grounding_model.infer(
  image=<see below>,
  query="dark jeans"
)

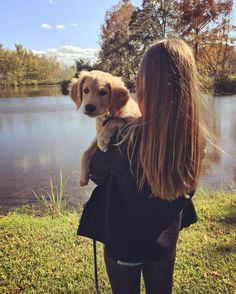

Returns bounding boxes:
[104,250,175,294]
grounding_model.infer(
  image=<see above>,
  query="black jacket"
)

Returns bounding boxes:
[77,132,197,263]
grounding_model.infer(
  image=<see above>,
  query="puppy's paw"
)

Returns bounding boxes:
[79,173,89,186]
[80,179,89,186]
[97,131,112,152]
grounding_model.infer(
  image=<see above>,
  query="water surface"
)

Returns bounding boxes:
[0,89,235,206]
[0,94,96,205]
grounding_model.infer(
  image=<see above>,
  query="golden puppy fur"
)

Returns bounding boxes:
[70,70,141,186]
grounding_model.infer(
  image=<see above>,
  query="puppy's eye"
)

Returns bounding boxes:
[99,90,107,96]
[84,88,89,94]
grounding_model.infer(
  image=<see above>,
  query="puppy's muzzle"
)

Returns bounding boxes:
[85,104,96,114]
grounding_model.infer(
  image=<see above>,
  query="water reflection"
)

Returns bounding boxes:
[0,85,62,98]
[0,96,96,205]
[201,95,236,189]
[0,94,235,206]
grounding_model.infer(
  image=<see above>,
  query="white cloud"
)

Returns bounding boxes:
[47,48,57,53]
[32,45,99,66]
[41,23,51,30]
[71,23,79,27]
[49,0,54,4]
[56,24,65,30]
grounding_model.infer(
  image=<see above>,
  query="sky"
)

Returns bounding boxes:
[1,0,235,66]
[0,0,142,66]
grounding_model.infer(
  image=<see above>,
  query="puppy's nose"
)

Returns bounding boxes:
[85,104,96,113]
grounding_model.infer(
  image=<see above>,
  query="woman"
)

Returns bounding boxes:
[78,39,206,294]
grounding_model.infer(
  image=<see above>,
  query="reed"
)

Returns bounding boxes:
[33,169,65,216]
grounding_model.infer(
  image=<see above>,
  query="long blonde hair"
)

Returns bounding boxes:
[123,39,206,200]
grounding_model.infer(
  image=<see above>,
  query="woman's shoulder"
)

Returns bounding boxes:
[115,120,141,146]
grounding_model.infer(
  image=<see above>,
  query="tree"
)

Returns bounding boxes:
[97,0,235,87]
[98,0,135,89]
[0,44,75,85]
[123,0,178,81]
[198,13,236,77]
[199,43,235,77]
[175,0,233,60]
[130,0,177,43]
[76,58,98,72]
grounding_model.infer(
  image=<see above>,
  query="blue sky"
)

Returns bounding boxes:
[0,0,142,65]
[1,0,235,66]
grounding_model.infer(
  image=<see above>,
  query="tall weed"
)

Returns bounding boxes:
[33,169,65,216]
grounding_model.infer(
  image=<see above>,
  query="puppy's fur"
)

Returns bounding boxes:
[70,70,141,186]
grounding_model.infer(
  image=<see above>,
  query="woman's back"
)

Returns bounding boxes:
[78,129,197,262]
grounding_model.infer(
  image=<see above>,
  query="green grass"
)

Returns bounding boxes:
[0,190,235,293]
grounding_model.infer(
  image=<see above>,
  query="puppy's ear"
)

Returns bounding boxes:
[108,85,129,116]
[69,77,84,110]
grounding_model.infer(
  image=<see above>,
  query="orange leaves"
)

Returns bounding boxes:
[176,0,233,36]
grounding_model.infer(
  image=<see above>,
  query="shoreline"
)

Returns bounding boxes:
[0,186,235,215]
[1,73,236,96]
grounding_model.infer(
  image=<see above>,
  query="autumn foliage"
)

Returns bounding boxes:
[97,0,235,91]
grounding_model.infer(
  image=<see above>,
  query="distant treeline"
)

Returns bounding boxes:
[0,44,75,86]
[76,0,236,93]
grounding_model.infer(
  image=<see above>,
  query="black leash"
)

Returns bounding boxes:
[93,239,99,294]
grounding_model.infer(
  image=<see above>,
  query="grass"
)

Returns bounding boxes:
[0,190,235,294]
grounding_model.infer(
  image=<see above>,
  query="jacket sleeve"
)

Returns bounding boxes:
[89,135,124,185]
[181,199,198,229]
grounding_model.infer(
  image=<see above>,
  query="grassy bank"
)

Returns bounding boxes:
[1,190,235,293]
[214,75,236,95]
[199,74,236,94]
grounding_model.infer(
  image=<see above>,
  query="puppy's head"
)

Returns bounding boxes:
[69,70,129,117]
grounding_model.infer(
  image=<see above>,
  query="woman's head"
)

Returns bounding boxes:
[136,39,198,117]
[133,39,205,200]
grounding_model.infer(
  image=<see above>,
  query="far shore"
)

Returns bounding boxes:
[1,77,236,95]
[0,80,62,87]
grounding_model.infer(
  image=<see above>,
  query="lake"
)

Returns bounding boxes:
[0,86,235,206]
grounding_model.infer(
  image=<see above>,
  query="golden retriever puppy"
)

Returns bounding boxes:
[70,70,141,186]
